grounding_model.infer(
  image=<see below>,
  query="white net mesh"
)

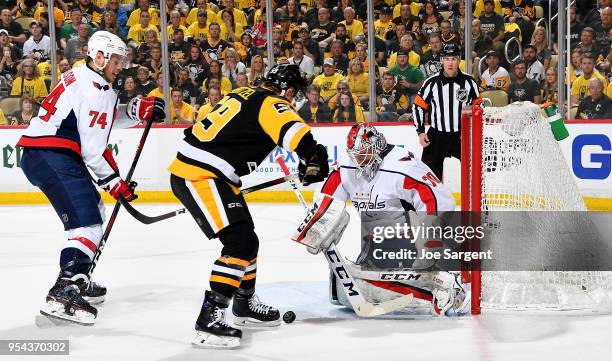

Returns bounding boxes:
[477,102,612,313]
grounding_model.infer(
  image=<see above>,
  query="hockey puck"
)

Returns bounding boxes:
[282,311,296,324]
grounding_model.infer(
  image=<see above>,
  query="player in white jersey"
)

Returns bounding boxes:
[297,124,470,316]
[17,31,165,325]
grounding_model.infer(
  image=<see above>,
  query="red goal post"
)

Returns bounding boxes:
[461,105,483,315]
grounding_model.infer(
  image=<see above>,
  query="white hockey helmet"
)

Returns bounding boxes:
[87,31,128,71]
[346,123,388,180]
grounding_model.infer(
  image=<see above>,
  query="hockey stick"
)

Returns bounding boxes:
[117,173,299,225]
[88,119,155,279]
[275,157,413,317]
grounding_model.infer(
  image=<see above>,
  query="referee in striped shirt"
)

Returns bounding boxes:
[412,43,482,180]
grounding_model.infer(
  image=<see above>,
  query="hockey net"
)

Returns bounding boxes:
[461,102,612,314]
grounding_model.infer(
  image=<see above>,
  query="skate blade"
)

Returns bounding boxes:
[233,316,281,328]
[35,314,78,328]
[39,302,95,326]
[191,332,240,349]
[83,295,105,305]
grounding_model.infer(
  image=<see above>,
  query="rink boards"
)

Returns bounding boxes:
[0,122,611,210]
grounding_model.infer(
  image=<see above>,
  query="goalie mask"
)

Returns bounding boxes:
[346,124,388,180]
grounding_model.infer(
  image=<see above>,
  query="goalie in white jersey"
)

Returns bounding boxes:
[17,31,165,325]
[307,124,470,316]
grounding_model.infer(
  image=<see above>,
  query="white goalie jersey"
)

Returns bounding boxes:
[320,145,456,214]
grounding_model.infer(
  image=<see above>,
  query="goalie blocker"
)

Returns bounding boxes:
[292,193,350,254]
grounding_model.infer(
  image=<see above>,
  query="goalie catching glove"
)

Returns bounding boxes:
[127,96,166,123]
[291,193,349,254]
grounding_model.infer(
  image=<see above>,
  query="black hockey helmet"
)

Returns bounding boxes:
[441,43,461,57]
[263,63,308,93]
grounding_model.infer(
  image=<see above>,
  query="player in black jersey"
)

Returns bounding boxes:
[168,64,329,349]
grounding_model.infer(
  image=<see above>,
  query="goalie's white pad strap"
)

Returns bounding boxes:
[292,193,349,254]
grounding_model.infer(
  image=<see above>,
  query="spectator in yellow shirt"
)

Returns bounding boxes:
[186,0,217,26]
[223,0,247,27]
[352,43,377,75]
[170,87,195,124]
[202,73,233,95]
[167,10,188,41]
[10,58,48,101]
[339,7,363,41]
[34,3,65,28]
[185,0,217,26]
[187,10,210,44]
[393,0,421,18]
[387,34,421,68]
[37,49,62,81]
[72,58,86,68]
[196,86,222,122]
[571,53,609,106]
[203,60,233,94]
[219,9,244,42]
[333,92,365,123]
[312,58,345,101]
[148,71,165,99]
[347,58,369,105]
[127,0,160,27]
[328,79,362,111]
[128,11,160,46]
[374,6,395,40]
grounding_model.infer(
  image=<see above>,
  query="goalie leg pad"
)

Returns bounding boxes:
[331,261,434,314]
[292,193,350,254]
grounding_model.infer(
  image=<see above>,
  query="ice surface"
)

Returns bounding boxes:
[1,204,611,361]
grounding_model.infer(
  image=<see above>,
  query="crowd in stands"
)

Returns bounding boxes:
[1,0,612,125]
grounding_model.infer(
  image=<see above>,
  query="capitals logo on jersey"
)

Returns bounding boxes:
[352,193,387,211]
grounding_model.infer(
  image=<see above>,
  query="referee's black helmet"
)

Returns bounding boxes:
[441,43,461,57]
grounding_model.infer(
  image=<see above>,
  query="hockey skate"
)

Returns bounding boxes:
[83,281,106,305]
[192,291,242,349]
[39,279,97,326]
[232,292,280,327]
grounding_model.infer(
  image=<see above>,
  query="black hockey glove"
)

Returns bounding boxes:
[298,143,329,186]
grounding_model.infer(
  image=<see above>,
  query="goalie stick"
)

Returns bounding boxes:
[118,174,299,225]
[276,156,413,317]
